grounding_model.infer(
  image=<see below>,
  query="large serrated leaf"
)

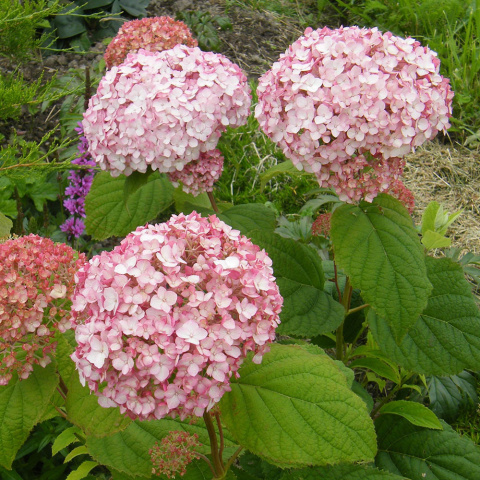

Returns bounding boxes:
[219,344,377,468]
[369,256,480,375]
[85,171,174,240]
[218,204,276,236]
[331,194,431,340]
[283,464,408,479]
[250,231,345,337]
[65,370,131,438]
[87,417,238,477]
[375,415,480,479]
[0,363,58,469]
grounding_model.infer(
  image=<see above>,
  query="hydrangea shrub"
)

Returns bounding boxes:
[2,24,480,480]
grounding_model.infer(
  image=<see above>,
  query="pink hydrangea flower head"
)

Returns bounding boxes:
[255,26,453,202]
[0,235,86,385]
[104,16,198,69]
[168,148,224,196]
[83,46,251,177]
[71,212,282,421]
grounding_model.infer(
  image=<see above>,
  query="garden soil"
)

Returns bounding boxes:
[1,0,480,258]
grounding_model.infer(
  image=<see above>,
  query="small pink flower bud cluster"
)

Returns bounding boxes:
[0,235,86,385]
[312,213,331,237]
[168,149,224,196]
[388,179,416,214]
[71,212,282,421]
[104,16,198,69]
[150,431,200,479]
[255,26,453,203]
[83,45,251,179]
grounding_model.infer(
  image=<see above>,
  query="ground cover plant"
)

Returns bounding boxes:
[1,1,480,480]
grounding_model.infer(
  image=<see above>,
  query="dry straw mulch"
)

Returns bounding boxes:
[403,140,480,254]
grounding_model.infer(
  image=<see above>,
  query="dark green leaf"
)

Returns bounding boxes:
[283,464,408,479]
[250,231,344,337]
[0,364,58,469]
[85,171,174,240]
[218,204,276,236]
[53,8,87,39]
[118,0,149,17]
[123,169,154,201]
[427,371,478,421]
[331,194,431,340]
[375,415,480,479]
[369,257,480,375]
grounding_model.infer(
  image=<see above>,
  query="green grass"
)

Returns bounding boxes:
[215,82,319,213]
[453,401,480,444]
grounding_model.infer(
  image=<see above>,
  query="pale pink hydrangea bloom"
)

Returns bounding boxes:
[0,235,86,385]
[168,148,224,196]
[71,212,282,421]
[255,26,453,203]
[104,16,198,69]
[83,46,251,177]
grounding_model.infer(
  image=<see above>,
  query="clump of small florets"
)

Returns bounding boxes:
[388,179,416,214]
[168,149,224,196]
[83,45,251,177]
[312,213,331,237]
[0,235,86,385]
[255,26,453,203]
[60,122,96,239]
[71,212,282,421]
[150,431,201,479]
[104,16,198,69]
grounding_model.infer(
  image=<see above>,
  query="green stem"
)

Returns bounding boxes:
[224,446,243,472]
[215,411,225,468]
[346,303,370,316]
[335,275,352,362]
[208,192,219,213]
[195,452,216,477]
[203,412,224,478]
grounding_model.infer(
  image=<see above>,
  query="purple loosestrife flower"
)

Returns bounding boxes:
[61,123,96,239]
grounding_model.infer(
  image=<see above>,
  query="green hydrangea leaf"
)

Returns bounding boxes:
[65,460,98,480]
[0,363,58,469]
[250,231,345,337]
[65,370,132,438]
[0,211,12,237]
[283,464,408,479]
[87,417,238,477]
[375,415,480,479]
[85,171,174,240]
[219,344,377,468]
[377,400,442,429]
[218,204,276,236]
[331,193,431,340]
[369,256,480,375]
[427,371,478,421]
